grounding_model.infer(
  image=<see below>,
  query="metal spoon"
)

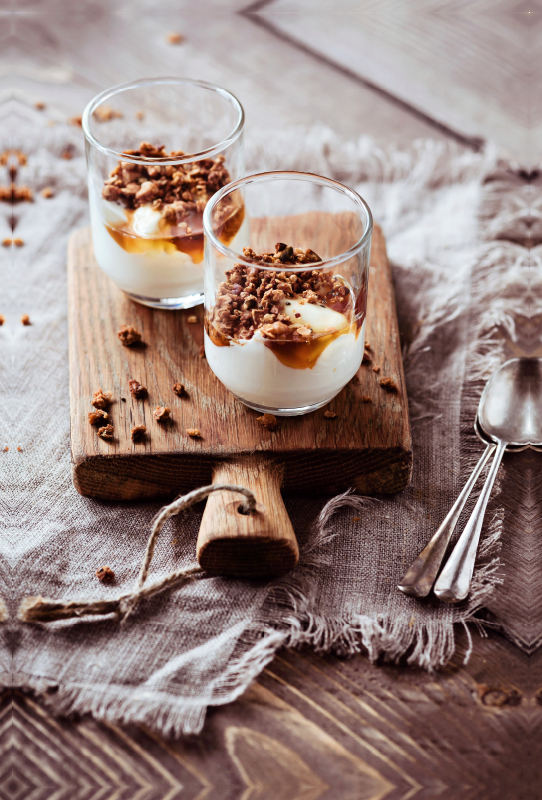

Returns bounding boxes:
[434,358,542,602]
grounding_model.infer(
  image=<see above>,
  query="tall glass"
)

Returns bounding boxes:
[203,171,373,416]
[82,78,245,309]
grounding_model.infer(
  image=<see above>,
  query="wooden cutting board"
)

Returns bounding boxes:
[68,221,411,576]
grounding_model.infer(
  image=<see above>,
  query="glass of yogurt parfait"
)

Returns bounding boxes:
[82,77,245,309]
[203,172,373,416]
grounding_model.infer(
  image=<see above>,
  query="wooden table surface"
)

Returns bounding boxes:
[5,3,540,798]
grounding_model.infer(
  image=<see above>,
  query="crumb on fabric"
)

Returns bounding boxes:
[35,101,46,110]
[257,413,277,431]
[167,32,184,44]
[17,446,22,452]
[2,239,11,247]
[96,566,115,582]
[2,447,8,452]
[69,115,82,127]
[118,324,142,346]
[60,146,74,160]
[136,110,145,120]
[0,315,4,325]
[13,238,24,247]
[131,424,147,441]
[21,314,30,325]
[41,187,54,198]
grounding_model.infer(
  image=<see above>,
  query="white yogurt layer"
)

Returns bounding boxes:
[205,319,365,412]
[283,298,349,331]
[90,198,202,300]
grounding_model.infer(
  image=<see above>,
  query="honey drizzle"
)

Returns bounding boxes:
[265,320,362,370]
[104,202,245,264]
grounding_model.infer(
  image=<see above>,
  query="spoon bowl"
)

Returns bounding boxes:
[478,358,542,448]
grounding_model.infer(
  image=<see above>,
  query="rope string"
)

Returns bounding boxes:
[18,484,257,624]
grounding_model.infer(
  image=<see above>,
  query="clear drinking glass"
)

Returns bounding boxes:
[203,171,373,416]
[82,77,245,309]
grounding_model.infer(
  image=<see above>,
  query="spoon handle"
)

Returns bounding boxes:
[398,444,495,597]
[434,439,506,603]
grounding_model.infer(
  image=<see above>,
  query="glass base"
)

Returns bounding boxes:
[231,392,338,417]
[123,290,204,310]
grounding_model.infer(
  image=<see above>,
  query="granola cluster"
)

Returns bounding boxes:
[101,141,230,225]
[207,243,351,342]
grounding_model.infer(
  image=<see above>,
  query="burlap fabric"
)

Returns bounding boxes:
[1,119,536,735]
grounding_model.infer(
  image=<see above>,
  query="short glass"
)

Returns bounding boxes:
[203,171,373,416]
[82,77,245,309]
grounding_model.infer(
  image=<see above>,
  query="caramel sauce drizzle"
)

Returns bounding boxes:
[105,202,245,265]
[265,321,362,369]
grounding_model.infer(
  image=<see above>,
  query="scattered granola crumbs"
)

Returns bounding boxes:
[360,395,373,403]
[136,110,145,120]
[352,517,361,521]
[154,406,171,421]
[187,315,198,324]
[41,187,54,198]
[117,324,142,346]
[379,377,398,392]
[21,314,30,325]
[128,378,147,398]
[60,146,74,160]
[17,446,22,452]
[172,382,186,397]
[324,410,337,418]
[97,424,114,440]
[362,351,372,365]
[364,342,371,350]
[2,239,11,247]
[96,566,115,582]
[69,115,82,127]
[0,315,4,325]
[88,409,108,425]
[372,365,380,373]
[91,388,113,409]
[131,424,147,441]
[257,413,277,431]
[167,31,184,44]
[186,428,202,438]
[2,447,8,452]
[13,238,24,247]
[93,105,123,122]
[35,101,46,110]
[199,345,206,359]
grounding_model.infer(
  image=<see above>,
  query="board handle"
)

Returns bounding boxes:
[196,457,299,577]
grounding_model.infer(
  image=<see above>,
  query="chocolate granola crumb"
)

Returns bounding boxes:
[131,424,147,441]
[96,566,115,582]
[97,424,114,440]
[21,314,30,325]
[187,315,198,324]
[118,324,142,346]
[128,379,147,398]
[88,409,108,425]
[360,395,373,403]
[379,377,398,392]
[41,187,54,198]
[92,388,113,409]
[324,410,337,418]
[257,413,277,431]
[13,238,24,247]
[372,365,380,373]
[186,428,202,438]
[172,383,186,397]
[167,32,185,44]
[2,239,11,247]
[154,406,171,421]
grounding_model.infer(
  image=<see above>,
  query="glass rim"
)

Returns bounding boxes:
[82,77,245,165]
[203,171,373,271]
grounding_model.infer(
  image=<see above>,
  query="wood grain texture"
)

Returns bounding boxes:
[197,458,299,576]
[68,222,411,501]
